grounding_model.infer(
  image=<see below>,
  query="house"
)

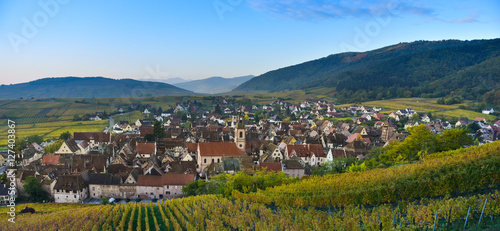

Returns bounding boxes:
[42,155,63,166]
[88,173,122,199]
[373,107,382,112]
[455,120,468,127]
[0,184,10,205]
[282,159,305,178]
[136,173,195,199]
[53,174,89,203]
[55,139,84,155]
[285,144,325,166]
[259,162,283,172]
[494,120,500,127]
[474,117,487,124]
[343,140,369,157]
[89,115,102,121]
[136,142,157,159]
[143,109,150,114]
[374,121,385,129]
[482,108,494,115]
[197,142,246,173]
[373,113,385,121]
[73,132,111,149]
[421,114,431,123]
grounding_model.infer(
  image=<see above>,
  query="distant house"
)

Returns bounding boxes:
[55,139,85,155]
[143,109,150,114]
[197,142,246,173]
[259,162,283,172]
[282,159,305,178]
[88,173,122,199]
[89,115,101,121]
[421,114,431,123]
[136,142,156,159]
[482,108,494,115]
[53,174,89,203]
[136,174,195,199]
[373,113,385,121]
[455,120,468,127]
[474,117,487,124]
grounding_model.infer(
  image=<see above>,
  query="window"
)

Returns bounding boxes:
[212,159,214,163]
[92,187,95,190]
[239,131,243,138]
[175,186,178,189]
[167,185,169,189]
[217,158,220,163]
[166,192,170,195]
[150,192,154,195]
[74,195,76,198]
[239,144,243,148]
[204,159,206,163]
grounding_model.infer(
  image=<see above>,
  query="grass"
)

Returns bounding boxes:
[435,109,497,121]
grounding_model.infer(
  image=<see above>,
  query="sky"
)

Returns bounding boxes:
[0,0,499,84]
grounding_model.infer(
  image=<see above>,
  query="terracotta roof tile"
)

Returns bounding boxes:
[42,155,61,165]
[136,173,195,186]
[260,162,282,172]
[198,142,246,157]
[136,142,156,154]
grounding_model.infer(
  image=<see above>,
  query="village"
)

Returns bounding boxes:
[1,97,499,204]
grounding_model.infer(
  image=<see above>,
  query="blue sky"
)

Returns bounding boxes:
[0,0,499,84]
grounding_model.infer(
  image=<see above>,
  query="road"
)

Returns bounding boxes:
[108,111,135,131]
[0,165,5,175]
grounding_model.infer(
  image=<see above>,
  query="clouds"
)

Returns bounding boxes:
[246,0,435,21]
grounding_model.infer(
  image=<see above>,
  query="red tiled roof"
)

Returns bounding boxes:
[346,133,361,143]
[198,142,246,157]
[136,173,195,186]
[287,144,324,158]
[136,142,156,154]
[42,155,61,165]
[140,126,154,136]
[260,162,282,172]
[187,143,198,153]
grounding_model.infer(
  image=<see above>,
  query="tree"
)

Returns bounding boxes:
[59,131,71,141]
[73,114,81,121]
[214,104,222,114]
[23,176,46,202]
[152,120,166,140]
[437,128,473,151]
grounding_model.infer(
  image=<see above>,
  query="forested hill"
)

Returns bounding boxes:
[0,77,196,100]
[233,39,500,105]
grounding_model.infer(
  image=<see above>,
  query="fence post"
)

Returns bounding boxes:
[478,198,488,226]
[464,206,471,229]
[492,201,497,222]
[433,210,439,231]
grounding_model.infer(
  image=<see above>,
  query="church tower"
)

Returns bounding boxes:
[235,116,246,151]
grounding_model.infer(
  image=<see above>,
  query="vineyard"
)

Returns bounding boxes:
[235,142,500,208]
[0,192,499,230]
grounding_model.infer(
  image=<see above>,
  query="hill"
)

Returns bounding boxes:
[0,77,195,100]
[173,75,254,94]
[233,39,500,105]
[235,141,500,208]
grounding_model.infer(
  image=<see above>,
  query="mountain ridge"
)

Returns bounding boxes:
[0,77,196,100]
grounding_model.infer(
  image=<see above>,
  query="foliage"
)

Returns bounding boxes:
[235,141,500,208]
[347,162,367,173]
[44,140,64,154]
[312,157,357,176]
[379,125,473,164]
[182,170,297,197]
[23,176,47,203]
[58,131,71,140]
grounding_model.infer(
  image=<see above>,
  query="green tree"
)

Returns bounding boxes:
[23,176,46,202]
[73,114,81,121]
[59,131,71,141]
[437,128,473,152]
[152,120,166,140]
